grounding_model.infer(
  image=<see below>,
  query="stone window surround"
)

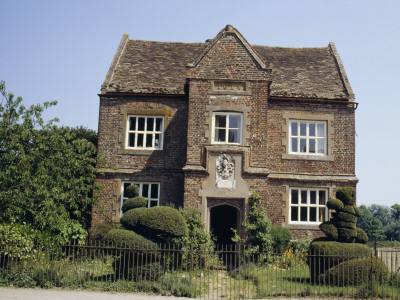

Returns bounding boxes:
[282,183,335,230]
[125,115,165,150]
[119,107,173,155]
[282,112,334,161]
[208,80,251,95]
[205,105,251,146]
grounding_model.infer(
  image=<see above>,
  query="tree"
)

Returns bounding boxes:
[0,81,99,243]
[357,205,385,240]
[369,204,391,225]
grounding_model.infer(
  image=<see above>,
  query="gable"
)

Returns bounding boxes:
[187,25,271,81]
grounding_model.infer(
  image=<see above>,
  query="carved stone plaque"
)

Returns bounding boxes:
[213,81,246,92]
[216,154,235,188]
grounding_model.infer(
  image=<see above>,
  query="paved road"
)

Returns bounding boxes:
[0,287,188,300]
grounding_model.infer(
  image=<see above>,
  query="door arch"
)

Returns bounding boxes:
[210,204,239,246]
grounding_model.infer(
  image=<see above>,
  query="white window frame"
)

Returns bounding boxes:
[211,112,243,144]
[126,115,164,150]
[289,188,328,224]
[289,120,327,156]
[120,181,160,215]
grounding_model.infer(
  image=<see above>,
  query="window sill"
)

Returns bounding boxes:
[119,148,162,155]
[287,223,322,230]
[282,153,334,161]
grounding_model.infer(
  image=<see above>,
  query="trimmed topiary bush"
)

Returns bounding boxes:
[137,206,188,241]
[319,187,367,243]
[120,207,147,230]
[307,240,371,283]
[104,228,158,249]
[122,196,148,213]
[321,257,389,286]
[125,184,139,198]
[89,219,121,240]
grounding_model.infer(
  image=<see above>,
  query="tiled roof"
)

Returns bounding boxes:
[102,32,353,100]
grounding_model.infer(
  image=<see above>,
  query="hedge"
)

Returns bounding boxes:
[307,240,371,283]
[321,257,389,286]
[120,207,147,230]
[137,206,188,241]
[104,228,158,249]
[336,187,356,205]
[122,196,148,213]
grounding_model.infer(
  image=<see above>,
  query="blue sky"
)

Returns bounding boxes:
[1,0,399,206]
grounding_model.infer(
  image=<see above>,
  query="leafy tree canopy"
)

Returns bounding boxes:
[357,205,385,240]
[0,81,99,243]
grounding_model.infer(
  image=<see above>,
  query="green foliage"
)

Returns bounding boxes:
[104,228,158,249]
[137,206,188,241]
[355,227,369,244]
[320,187,367,243]
[321,257,389,286]
[0,223,36,261]
[120,207,147,230]
[175,207,215,267]
[391,204,400,221]
[125,184,139,199]
[307,240,371,282]
[89,219,121,240]
[270,224,292,252]
[0,81,99,243]
[242,192,272,252]
[357,205,386,240]
[122,196,148,213]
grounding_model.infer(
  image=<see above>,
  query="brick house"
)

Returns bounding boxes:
[93,25,358,242]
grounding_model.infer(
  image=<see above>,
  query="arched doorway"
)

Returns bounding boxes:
[210,205,239,246]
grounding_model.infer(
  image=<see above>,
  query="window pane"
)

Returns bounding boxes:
[300,207,308,221]
[215,115,226,127]
[150,184,158,199]
[138,118,145,131]
[146,134,153,147]
[291,190,298,204]
[216,129,226,142]
[142,184,149,198]
[291,207,298,221]
[228,129,240,143]
[147,118,154,131]
[300,123,307,136]
[317,139,325,154]
[309,123,316,136]
[309,139,316,153]
[310,191,316,204]
[319,191,326,205]
[310,207,317,222]
[129,117,136,131]
[155,134,160,148]
[319,207,326,222]
[229,115,241,128]
[123,183,131,198]
[291,122,298,136]
[300,139,307,152]
[155,118,162,131]
[301,190,307,204]
[128,133,136,147]
[150,200,157,207]
[291,138,298,152]
[317,123,325,137]
[137,134,144,147]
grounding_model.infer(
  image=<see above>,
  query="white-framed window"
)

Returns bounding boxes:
[289,188,328,224]
[289,120,326,155]
[121,181,160,215]
[126,116,164,150]
[212,112,242,144]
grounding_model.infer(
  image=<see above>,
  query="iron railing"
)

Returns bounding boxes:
[1,241,399,299]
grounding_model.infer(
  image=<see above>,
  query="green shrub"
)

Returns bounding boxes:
[356,227,368,244]
[122,196,148,213]
[321,257,389,286]
[271,224,292,252]
[131,262,164,281]
[137,206,188,241]
[104,228,158,249]
[319,222,338,240]
[120,207,147,230]
[327,198,344,211]
[125,184,139,198]
[307,240,371,283]
[89,219,120,240]
[336,187,356,205]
